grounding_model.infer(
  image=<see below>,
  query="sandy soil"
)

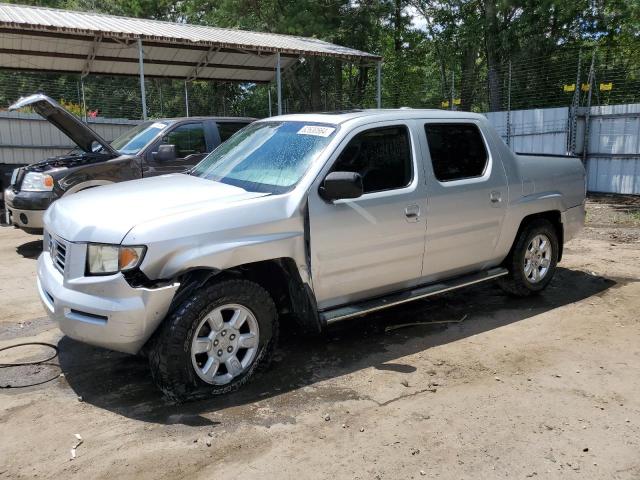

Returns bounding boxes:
[0,195,639,480]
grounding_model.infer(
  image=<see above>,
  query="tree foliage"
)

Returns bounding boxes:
[3,0,639,117]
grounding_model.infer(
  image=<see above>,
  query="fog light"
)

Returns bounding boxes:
[19,213,28,224]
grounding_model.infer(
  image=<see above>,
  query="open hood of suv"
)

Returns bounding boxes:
[9,94,119,156]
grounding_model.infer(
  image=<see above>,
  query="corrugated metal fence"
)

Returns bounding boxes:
[1,106,638,194]
[485,103,640,195]
[0,111,140,165]
[485,107,570,155]
[586,104,640,195]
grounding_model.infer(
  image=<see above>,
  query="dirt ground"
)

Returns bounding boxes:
[1,194,639,480]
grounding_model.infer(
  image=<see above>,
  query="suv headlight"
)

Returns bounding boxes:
[86,244,146,275]
[21,172,54,192]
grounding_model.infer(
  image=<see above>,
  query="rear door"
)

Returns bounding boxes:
[420,121,508,279]
[308,121,428,310]
[144,121,209,176]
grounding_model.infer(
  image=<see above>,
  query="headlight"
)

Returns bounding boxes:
[21,172,54,192]
[86,244,146,275]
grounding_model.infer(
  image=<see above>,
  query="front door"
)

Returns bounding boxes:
[308,122,428,310]
[145,122,209,176]
[420,121,508,279]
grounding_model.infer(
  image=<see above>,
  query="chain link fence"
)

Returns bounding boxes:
[0,45,637,121]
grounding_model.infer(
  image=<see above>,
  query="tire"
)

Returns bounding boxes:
[498,219,559,297]
[148,279,278,401]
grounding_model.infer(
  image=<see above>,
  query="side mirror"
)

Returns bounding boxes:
[320,171,363,202]
[154,144,176,162]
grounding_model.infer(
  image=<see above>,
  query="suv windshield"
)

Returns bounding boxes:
[191,121,338,194]
[110,121,171,155]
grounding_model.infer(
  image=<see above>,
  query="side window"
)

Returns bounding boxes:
[424,123,488,182]
[164,123,206,158]
[217,122,249,142]
[332,125,412,193]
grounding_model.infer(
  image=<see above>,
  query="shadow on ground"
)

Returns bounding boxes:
[54,267,622,426]
[16,240,42,259]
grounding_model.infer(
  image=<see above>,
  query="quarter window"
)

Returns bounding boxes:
[164,123,206,158]
[332,126,412,193]
[424,123,488,182]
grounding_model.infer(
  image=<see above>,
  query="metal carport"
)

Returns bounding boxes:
[0,2,382,119]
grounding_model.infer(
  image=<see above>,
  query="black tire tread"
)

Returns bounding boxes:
[148,279,278,402]
[498,219,559,297]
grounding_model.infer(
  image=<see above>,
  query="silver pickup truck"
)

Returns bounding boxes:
[37,109,585,399]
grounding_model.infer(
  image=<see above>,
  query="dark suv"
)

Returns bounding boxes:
[4,94,253,234]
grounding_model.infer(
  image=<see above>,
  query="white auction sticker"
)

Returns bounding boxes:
[150,122,167,129]
[297,125,336,137]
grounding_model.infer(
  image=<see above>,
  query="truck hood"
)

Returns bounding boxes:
[45,174,270,244]
[9,94,118,156]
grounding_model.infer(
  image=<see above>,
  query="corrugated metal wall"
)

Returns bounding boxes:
[485,104,640,195]
[585,104,640,195]
[485,107,569,155]
[2,107,638,194]
[0,111,140,165]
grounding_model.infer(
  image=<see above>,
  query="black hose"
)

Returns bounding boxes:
[0,342,59,367]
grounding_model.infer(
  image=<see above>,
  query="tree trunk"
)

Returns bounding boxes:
[460,44,479,111]
[283,67,309,111]
[310,57,322,111]
[393,0,403,108]
[354,65,369,107]
[335,58,343,110]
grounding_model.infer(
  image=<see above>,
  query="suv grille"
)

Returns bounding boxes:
[48,235,68,274]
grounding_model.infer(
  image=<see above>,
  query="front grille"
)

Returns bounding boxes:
[48,234,68,274]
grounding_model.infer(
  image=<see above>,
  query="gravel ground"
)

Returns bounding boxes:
[0,195,639,480]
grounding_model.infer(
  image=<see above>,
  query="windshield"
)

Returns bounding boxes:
[110,121,171,155]
[191,121,338,194]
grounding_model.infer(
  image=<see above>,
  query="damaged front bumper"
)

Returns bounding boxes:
[37,243,179,354]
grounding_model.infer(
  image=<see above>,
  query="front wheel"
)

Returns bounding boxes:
[148,279,278,401]
[498,219,559,297]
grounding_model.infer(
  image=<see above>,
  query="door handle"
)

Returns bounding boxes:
[405,204,421,222]
[490,191,502,205]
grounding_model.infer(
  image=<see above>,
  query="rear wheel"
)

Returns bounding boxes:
[148,279,278,401]
[498,219,559,297]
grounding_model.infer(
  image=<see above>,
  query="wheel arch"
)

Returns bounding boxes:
[507,210,564,263]
[167,258,321,335]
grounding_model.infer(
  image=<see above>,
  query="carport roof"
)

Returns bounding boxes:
[0,3,381,83]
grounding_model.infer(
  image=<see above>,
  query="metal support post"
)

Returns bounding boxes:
[276,52,282,116]
[137,38,148,120]
[184,81,189,117]
[376,61,382,108]
[80,77,87,123]
[506,60,512,147]
[450,71,455,111]
[582,50,596,165]
[568,51,582,155]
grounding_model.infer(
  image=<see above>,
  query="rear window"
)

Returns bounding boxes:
[424,123,488,182]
